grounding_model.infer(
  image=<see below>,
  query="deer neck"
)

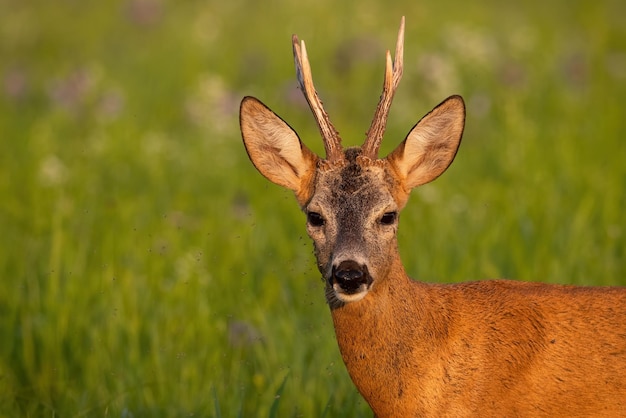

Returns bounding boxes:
[328,252,440,415]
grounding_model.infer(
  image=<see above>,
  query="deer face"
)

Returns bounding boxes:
[240,95,465,305]
[239,17,465,307]
[305,149,401,304]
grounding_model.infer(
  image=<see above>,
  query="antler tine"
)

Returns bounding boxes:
[292,35,343,163]
[362,16,405,160]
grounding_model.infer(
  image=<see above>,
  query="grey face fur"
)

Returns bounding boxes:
[305,148,400,307]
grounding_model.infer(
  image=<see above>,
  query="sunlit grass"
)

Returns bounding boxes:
[0,0,624,416]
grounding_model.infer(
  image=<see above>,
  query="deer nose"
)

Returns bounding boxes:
[331,260,372,294]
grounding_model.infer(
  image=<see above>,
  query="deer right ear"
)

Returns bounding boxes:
[386,95,465,191]
[240,96,319,200]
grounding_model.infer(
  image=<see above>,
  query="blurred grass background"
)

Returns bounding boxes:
[0,0,624,416]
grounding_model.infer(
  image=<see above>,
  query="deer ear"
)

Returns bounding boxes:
[386,95,465,190]
[240,96,319,197]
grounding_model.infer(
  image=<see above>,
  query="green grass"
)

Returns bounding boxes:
[0,0,624,416]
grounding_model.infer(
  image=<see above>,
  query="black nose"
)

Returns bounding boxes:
[331,260,371,294]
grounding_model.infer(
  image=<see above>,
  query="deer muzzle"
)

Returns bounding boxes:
[331,260,373,295]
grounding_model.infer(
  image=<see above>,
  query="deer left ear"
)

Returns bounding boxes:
[386,95,465,190]
[240,96,319,205]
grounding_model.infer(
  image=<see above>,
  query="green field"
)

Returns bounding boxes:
[1,0,624,416]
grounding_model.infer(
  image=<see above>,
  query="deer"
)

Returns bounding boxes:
[239,17,626,417]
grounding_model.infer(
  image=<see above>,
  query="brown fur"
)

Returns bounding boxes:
[239,22,626,417]
[332,258,626,416]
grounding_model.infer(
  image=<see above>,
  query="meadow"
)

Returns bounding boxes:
[0,0,624,416]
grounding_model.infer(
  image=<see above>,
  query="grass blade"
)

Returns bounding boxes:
[212,386,222,418]
[269,374,289,418]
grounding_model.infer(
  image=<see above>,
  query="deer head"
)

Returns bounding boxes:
[240,17,465,307]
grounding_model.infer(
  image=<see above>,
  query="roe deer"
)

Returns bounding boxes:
[239,17,626,417]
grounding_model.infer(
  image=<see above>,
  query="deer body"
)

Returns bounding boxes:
[239,17,626,416]
[332,275,626,416]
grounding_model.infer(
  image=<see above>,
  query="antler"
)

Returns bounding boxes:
[292,35,344,163]
[361,16,405,160]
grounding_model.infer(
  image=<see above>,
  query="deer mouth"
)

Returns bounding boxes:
[329,260,373,302]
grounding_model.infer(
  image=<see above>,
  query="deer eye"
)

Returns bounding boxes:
[307,211,325,227]
[380,211,397,225]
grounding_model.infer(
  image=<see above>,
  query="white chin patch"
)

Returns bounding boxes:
[333,284,369,303]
